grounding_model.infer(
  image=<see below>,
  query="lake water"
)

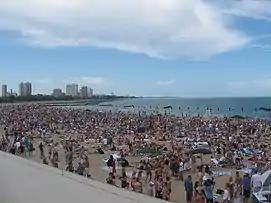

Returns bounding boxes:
[85,97,271,118]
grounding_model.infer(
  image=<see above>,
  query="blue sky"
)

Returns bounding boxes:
[1,0,271,97]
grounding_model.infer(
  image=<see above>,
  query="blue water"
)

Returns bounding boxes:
[86,97,271,118]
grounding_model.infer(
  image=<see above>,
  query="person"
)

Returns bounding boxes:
[242,173,251,203]
[251,172,262,192]
[223,183,231,203]
[38,142,44,159]
[227,177,234,200]
[234,171,242,197]
[203,176,214,203]
[155,176,163,199]
[195,190,205,203]
[120,175,128,189]
[106,172,115,185]
[184,175,193,203]
[147,180,154,197]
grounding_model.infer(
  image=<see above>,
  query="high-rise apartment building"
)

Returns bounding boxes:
[25,82,32,96]
[88,88,94,97]
[80,86,88,98]
[1,84,7,97]
[52,88,63,97]
[19,82,25,96]
[19,82,32,97]
[66,84,78,97]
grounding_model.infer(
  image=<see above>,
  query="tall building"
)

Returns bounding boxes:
[25,82,32,96]
[88,88,94,97]
[19,82,32,97]
[1,84,7,97]
[66,84,78,97]
[52,88,63,97]
[19,82,26,96]
[80,86,88,98]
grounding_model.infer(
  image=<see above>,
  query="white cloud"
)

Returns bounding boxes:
[250,44,271,51]
[66,76,106,85]
[157,79,175,86]
[229,75,271,90]
[220,1,271,21]
[0,0,251,59]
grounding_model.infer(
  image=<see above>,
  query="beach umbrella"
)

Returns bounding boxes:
[190,148,212,155]
[138,148,162,155]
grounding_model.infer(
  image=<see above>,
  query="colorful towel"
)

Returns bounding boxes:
[213,194,222,199]
[88,153,104,156]
[213,171,232,176]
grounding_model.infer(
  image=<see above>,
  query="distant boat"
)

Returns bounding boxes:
[164,106,172,109]
[230,115,246,119]
[123,105,135,108]
[259,107,271,112]
[98,104,113,107]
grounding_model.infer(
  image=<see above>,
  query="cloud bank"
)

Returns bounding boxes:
[65,76,106,86]
[0,0,258,59]
[157,79,175,86]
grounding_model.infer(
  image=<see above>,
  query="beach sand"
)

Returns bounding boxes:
[17,136,240,202]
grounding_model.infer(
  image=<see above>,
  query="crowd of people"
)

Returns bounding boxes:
[0,103,270,203]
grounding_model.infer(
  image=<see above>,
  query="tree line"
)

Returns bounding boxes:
[0,94,132,103]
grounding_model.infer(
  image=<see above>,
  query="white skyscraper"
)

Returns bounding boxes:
[1,84,7,97]
[19,82,26,96]
[66,84,78,97]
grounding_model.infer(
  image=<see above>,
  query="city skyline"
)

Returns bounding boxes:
[1,82,94,97]
[1,1,271,97]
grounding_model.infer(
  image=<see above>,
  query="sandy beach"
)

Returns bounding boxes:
[0,127,253,203]
[0,104,270,203]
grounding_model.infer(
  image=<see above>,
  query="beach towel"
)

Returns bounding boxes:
[213,194,222,199]
[211,158,226,167]
[212,171,232,176]
[127,171,146,178]
[240,168,253,174]
[88,153,104,156]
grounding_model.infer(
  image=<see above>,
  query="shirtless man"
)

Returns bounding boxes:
[234,171,242,197]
